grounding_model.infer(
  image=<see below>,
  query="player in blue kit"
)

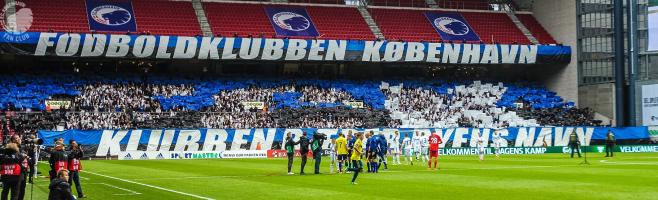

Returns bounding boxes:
[376,132,388,171]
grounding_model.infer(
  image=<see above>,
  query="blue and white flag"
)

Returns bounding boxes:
[424,12,480,42]
[265,7,319,37]
[85,0,137,32]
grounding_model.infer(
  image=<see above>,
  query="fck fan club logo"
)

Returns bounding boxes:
[90,4,132,26]
[272,12,311,31]
[434,17,470,36]
[1,1,32,42]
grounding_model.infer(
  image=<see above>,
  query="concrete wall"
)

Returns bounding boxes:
[635,80,658,126]
[531,0,579,105]
[578,83,615,124]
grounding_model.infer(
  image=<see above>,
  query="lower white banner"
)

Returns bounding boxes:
[118,150,268,160]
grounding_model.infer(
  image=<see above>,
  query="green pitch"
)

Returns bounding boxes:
[29,153,658,200]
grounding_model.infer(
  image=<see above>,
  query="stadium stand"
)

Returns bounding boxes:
[369,8,532,44]
[305,6,376,40]
[0,73,594,131]
[289,0,346,4]
[459,12,530,44]
[131,0,202,36]
[204,2,374,40]
[435,0,492,10]
[22,0,90,33]
[368,8,442,42]
[204,2,276,37]
[516,14,558,44]
[370,0,428,8]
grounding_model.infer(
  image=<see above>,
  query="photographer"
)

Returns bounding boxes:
[298,132,310,175]
[1,139,26,200]
[23,134,41,184]
[311,132,326,174]
[49,143,68,181]
[67,140,85,198]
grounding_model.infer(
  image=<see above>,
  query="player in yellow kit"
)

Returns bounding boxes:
[335,133,348,173]
[347,132,363,184]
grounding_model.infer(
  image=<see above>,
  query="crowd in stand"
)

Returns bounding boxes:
[0,75,598,131]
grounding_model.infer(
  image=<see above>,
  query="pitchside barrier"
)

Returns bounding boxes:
[115,145,658,160]
[37,126,651,159]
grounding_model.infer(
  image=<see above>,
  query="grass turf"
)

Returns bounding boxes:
[28,153,658,200]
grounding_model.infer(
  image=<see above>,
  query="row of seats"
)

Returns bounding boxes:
[370,8,534,44]
[15,0,554,44]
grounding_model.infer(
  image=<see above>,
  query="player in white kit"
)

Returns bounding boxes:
[420,132,429,163]
[412,132,422,161]
[391,131,402,165]
[329,138,337,173]
[492,130,502,158]
[402,133,414,165]
[476,133,486,161]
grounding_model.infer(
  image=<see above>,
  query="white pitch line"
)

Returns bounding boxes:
[89,183,141,196]
[599,160,658,165]
[82,170,216,200]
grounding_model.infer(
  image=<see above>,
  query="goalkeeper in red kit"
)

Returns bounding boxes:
[428,132,442,170]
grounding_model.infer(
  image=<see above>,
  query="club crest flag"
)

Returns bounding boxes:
[424,12,481,42]
[85,0,137,32]
[265,7,319,37]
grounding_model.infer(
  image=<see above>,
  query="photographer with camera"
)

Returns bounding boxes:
[312,132,326,174]
[67,140,85,198]
[1,135,28,200]
[49,142,68,181]
[22,134,42,184]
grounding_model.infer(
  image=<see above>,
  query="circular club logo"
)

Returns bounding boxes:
[90,5,132,26]
[272,12,310,31]
[433,17,469,36]
[1,1,33,35]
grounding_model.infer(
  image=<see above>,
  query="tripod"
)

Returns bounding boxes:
[579,145,590,165]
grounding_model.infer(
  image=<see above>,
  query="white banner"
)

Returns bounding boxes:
[45,100,71,109]
[642,84,658,126]
[649,5,658,51]
[118,150,268,160]
[346,101,364,108]
[242,102,265,109]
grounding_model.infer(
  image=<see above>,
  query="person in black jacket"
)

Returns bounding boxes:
[48,169,75,200]
[298,132,310,175]
[605,131,616,157]
[67,140,85,198]
[1,142,26,200]
[49,143,68,181]
[284,133,299,175]
[568,130,581,158]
